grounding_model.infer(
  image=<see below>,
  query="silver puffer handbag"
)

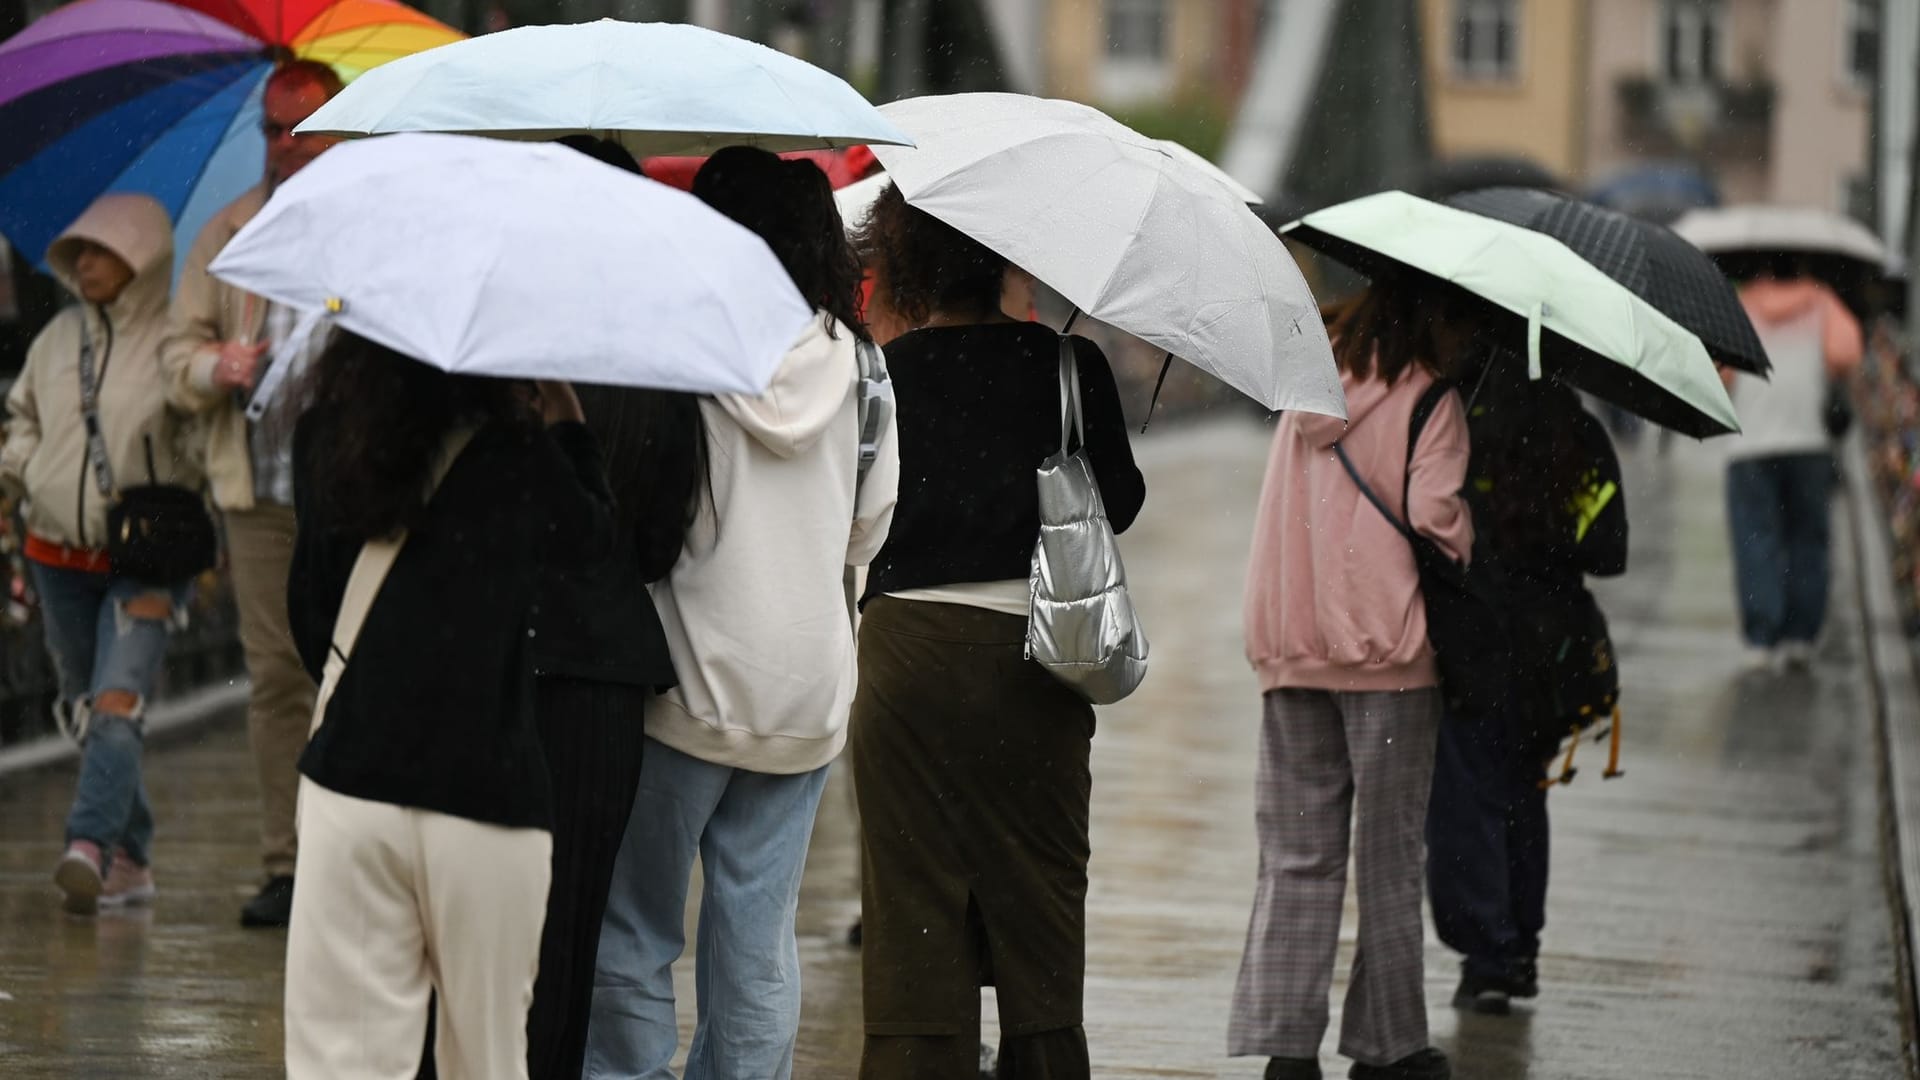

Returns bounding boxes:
[1025,336,1149,705]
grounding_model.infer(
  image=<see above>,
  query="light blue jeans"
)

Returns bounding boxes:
[30,562,187,868]
[585,737,830,1080]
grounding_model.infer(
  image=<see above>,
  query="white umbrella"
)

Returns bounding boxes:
[1672,205,1887,266]
[870,93,1342,418]
[834,171,891,236]
[1156,139,1262,205]
[295,19,913,158]
[209,133,814,396]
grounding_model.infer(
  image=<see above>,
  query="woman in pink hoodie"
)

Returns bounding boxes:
[1229,281,1476,1080]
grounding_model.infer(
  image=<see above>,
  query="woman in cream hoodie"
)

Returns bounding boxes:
[1,193,200,915]
[586,148,898,1080]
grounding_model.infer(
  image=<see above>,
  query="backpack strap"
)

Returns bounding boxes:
[309,425,475,737]
[854,338,892,485]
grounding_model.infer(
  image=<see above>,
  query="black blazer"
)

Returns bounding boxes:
[288,412,614,830]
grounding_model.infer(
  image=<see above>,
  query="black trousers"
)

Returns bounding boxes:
[417,677,650,1080]
[1425,705,1550,983]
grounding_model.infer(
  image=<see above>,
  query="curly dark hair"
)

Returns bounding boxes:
[856,180,1007,325]
[302,331,535,541]
[692,146,868,340]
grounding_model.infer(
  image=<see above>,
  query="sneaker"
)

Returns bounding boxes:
[1266,1057,1323,1080]
[1452,971,1512,1015]
[100,849,156,908]
[240,875,295,928]
[1350,1048,1450,1080]
[54,840,105,915]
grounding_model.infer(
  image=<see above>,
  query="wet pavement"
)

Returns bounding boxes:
[0,419,1907,1078]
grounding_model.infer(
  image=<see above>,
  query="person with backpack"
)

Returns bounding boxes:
[0,193,201,915]
[1232,279,1475,1080]
[584,147,899,1080]
[1426,360,1628,1017]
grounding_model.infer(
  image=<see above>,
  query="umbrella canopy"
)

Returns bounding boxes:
[0,0,459,280]
[208,133,814,395]
[1285,190,1738,438]
[870,92,1342,418]
[1672,205,1886,266]
[1587,161,1719,224]
[1449,186,1768,375]
[1156,139,1261,205]
[295,19,913,158]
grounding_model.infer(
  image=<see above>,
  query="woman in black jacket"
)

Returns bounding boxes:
[282,330,613,1080]
[1426,363,1628,1019]
[849,183,1146,1080]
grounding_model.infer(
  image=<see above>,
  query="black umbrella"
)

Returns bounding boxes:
[1448,186,1769,376]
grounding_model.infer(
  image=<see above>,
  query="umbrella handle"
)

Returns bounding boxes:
[1527,302,1546,381]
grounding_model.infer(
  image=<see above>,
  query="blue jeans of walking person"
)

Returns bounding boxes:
[31,562,186,869]
[1725,453,1834,649]
[585,737,830,1080]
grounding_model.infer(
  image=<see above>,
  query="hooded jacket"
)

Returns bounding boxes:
[1,194,201,553]
[1243,363,1474,694]
[159,183,270,511]
[646,313,900,774]
[1728,277,1865,460]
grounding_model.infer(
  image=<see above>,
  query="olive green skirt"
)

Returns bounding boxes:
[850,596,1094,1037]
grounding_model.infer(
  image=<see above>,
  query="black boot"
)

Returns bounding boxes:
[1265,1056,1322,1080]
[240,874,294,928]
[1349,1048,1450,1080]
[1452,971,1512,1015]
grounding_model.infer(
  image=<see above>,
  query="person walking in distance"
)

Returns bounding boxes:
[1,194,201,914]
[1232,281,1475,1080]
[159,59,343,928]
[1721,261,1863,671]
[585,147,899,1080]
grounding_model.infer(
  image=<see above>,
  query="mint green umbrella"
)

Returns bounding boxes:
[1285,190,1739,437]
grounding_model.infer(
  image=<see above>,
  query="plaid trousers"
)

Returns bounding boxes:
[1227,687,1442,1066]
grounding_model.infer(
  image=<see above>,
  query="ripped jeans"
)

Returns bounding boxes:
[30,561,188,868]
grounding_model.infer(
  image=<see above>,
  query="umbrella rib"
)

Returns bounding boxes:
[163,64,271,216]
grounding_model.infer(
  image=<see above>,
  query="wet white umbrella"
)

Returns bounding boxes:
[1672,205,1887,267]
[295,19,914,158]
[870,93,1343,418]
[210,133,814,397]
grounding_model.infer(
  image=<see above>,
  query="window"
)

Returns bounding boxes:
[1846,0,1880,87]
[1452,0,1519,82]
[1107,0,1167,62]
[1661,0,1725,84]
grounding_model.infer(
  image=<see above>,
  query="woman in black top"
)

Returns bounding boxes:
[1426,361,1628,1018]
[282,331,613,1080]
[849,183,1145,1080]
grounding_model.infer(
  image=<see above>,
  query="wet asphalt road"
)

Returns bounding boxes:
[0,419,1906,1078]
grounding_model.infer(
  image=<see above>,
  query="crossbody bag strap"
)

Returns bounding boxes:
[1332,442,1415,541]
[1057,335,1085,454]
[310,425,477,736]
[76,316,117,498]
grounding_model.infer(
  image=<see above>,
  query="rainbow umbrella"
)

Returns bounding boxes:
[0,0,460,281]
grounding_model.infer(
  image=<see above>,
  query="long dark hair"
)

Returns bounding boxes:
[555,136,709,577]
[692,146,869,340]
[303,331,534,541]
[857,180,1007,325]
[1328,276,1471,384]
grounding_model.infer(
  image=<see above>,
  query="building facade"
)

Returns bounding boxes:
[1421,0,1877,212]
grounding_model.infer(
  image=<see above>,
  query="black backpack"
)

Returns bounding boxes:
[1332,383,1513,724]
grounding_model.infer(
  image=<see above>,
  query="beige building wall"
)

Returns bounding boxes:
[1419,0,1589,179]
[1043,0,1238,106]
[1583,0,1868,211]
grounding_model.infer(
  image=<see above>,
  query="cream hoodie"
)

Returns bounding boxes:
[646,313,900,774]
[2,194,201,551]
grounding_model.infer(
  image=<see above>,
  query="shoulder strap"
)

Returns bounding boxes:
[1057,335,1085,454]
[1401,379,1455,511]
[1333,442,1415,541]
[854,338,891,483]
[75,316,116,498]
[311,425,476,735]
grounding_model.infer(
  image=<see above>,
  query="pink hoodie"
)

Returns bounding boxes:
[1243,364,1474,693]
